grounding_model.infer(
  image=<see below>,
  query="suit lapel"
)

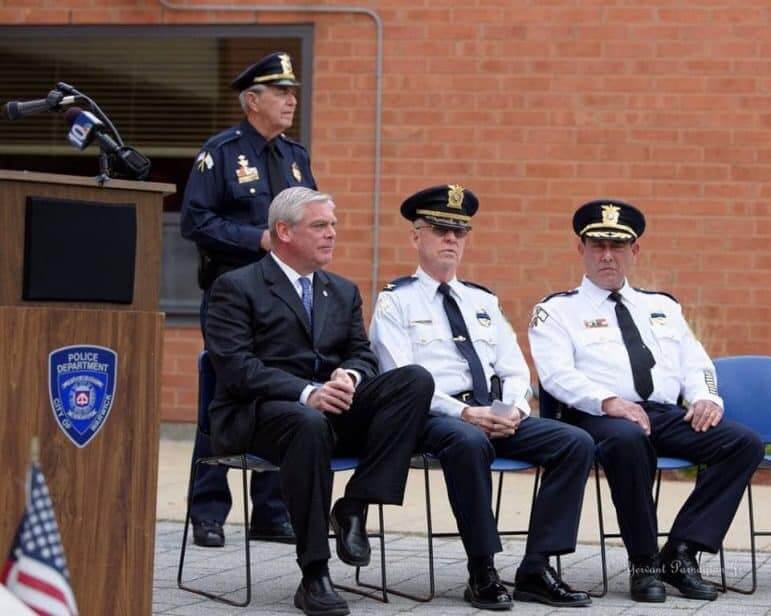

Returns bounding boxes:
[261,256,312,339]
[312,270,331,345]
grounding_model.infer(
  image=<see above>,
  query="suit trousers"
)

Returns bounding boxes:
[248,365,433,568]
[418,415,595,559]
[565,402,764,556]
[189,285,286,527]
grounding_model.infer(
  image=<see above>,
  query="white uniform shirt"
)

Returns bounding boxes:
[528,275,723,416]
[369,267,532,419]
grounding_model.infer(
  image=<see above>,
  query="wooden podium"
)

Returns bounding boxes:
[0,170,175,615]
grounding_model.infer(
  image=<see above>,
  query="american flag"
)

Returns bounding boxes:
[1,464,78,616]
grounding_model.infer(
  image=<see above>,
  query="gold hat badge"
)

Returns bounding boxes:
[447,184,464,210]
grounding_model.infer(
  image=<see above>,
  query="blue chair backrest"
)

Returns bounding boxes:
[714,355,771,443]
[197,350,216,436]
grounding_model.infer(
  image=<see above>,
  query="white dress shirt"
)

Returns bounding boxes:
[270,252,359,404]
[369,267,532,419]
[528,275,723,415]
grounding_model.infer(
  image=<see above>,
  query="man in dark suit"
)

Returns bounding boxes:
[205,186,434,616]
[181,51,317,547]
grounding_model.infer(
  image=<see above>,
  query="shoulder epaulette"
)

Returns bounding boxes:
[279,133,307,150]
[382,276,417,292]
[460,280,495,295]
[540,289,578,303]
[204,127,241,150]
[633,288,679,304]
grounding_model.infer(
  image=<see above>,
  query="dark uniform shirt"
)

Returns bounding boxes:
[180,118,317,280]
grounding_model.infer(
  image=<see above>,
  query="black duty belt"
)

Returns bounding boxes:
[452,391,474,403]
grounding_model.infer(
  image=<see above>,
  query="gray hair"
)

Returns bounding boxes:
[268,187,334,239]
[239,84,267,114]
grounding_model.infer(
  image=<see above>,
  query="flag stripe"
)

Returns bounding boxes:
[11,584,71,616]
[12,558,76,612]
[17,571,68,606]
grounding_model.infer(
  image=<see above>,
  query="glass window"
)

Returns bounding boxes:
[0,24,314,318]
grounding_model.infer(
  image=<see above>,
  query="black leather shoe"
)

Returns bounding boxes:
[463,566,512,610]
[329,499,370,567]
[249,519,296,544]
[630,559,666,603]
[293,574,350,616]
[192,519,224,548]
[513,564,592,607]
[659,541,718,601]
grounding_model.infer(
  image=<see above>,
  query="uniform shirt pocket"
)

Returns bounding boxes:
[227,179,272,225]
[576,327,623,348]
[651,325,682,368]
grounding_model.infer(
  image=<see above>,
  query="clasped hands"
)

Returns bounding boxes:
[307,368,355,414]
[461,404,521,439]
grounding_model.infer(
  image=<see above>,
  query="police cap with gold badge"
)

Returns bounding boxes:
[231,51,301,91]
[400,184,479,230]
[572,199,646,241]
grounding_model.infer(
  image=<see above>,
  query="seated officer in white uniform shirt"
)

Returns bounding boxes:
[528,199,764,603]
[370,184,595,610]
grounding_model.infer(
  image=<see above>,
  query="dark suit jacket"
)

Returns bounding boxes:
[205,255,379,454]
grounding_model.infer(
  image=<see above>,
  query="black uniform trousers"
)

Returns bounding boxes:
[564,401,764,557]
[418,414,595,559]
[248,365,433,568]
[189,285,285,527]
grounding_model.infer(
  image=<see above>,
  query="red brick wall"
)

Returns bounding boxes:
[4,1,770,422]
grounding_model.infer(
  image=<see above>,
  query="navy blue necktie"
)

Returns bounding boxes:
[609,291,655,400]
[299,276,313,328]
[266,141,288,195]
[438,283,489,406]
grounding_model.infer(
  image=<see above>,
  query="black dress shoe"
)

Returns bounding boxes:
[329,500,370,567]
[630,559,666,603]
[463,566,512,611]
[513,564,592,607]
[659,541,718,601]
[249,519,296,544]
[192,519,224,548]
[293,574,350,616]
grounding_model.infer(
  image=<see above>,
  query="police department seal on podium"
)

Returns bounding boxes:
[48,345,118,448]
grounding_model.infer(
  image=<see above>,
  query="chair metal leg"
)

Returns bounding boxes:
[354,456,435,601]
[592,463,609,598]
[499,467,541,586]
[178,457,252,607]
[337,504,389,602]
[723,481,758,594]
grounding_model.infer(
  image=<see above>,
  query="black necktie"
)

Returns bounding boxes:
[438,283,489,406]
[266,141,288,196]
[609,291,655,400]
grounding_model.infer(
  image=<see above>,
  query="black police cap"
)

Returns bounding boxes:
[400,184,479,230]
[231,51,300,92]
[573,199,646,241]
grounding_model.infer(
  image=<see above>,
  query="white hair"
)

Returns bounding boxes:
[268,187,334,239]
[238,84,267,114]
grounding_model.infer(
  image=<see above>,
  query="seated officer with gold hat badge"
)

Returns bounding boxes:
[528,199,764,603]
[370,185,595,610]
[180,51,316,549]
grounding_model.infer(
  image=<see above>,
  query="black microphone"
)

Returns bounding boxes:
[3,89,77,121]
[64,106,151,181]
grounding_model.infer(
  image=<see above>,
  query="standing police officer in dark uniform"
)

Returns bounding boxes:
[180,51,317,547]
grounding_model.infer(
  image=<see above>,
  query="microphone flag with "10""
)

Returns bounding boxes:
[65,107,103,150]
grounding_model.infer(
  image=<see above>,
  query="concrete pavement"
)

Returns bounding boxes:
[154,432,771,614]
